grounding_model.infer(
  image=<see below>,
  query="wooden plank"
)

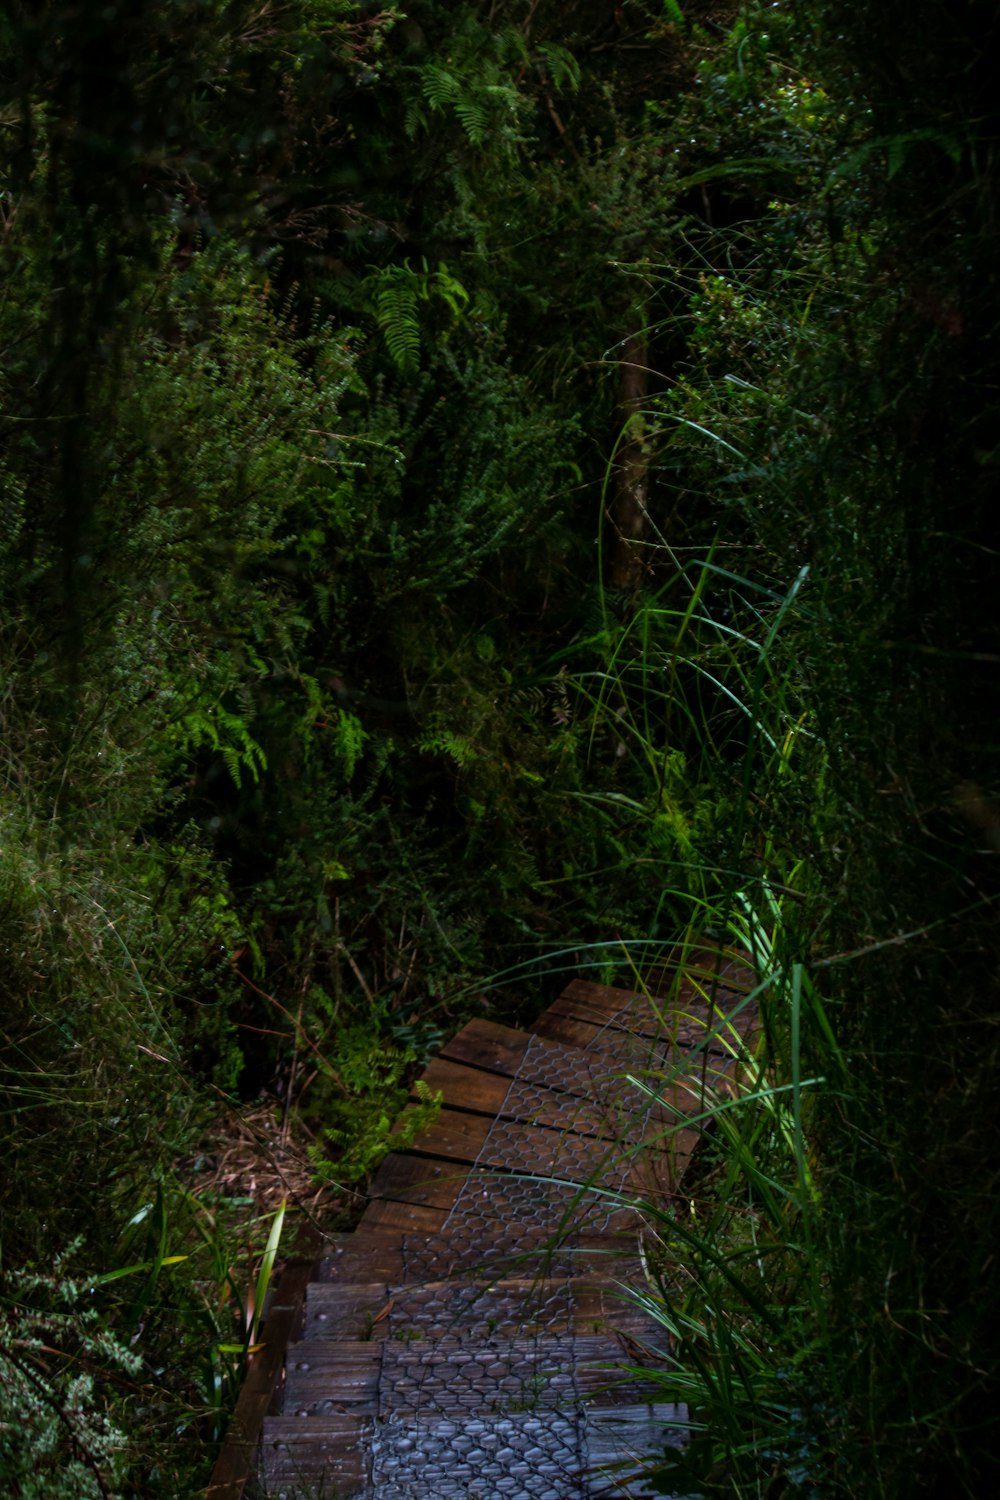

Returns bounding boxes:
[559,978,640,1019]
[560,975,755,1038]
[261,1414,370,1493]
[393,1103,493,1163]
[282,1343,382,1416]
[530,1010,604,1048]
[673,1051,745,1097]
[557,977,752,1037]
[357,1197,449,1235]
[532,1002,731,1055]
[206,1252,317,1500]
[264,1415,366,1440]
[298,1283,394,1342]
[285,1344,383,1381]
[417,1056,512,1115]
[570,1285,672,1346]
[574,1223,644,1257]
[657,945,756,991]
[668,1001,757,1041]
[586,1402,688,1468]
[433,1028,611,1096]
[439,1016,533,1074]
[626,1124,702,1196]
[316,1231,406,1284]
[368,1149,468,1210]
[519,1118,614,1178]
[574,1337,664,1403]
[476,1115,624,1180]
[495,1079,625,1139]
[630,1080,722,1143]
[542,990,660,1038]
[542,991,747,1055]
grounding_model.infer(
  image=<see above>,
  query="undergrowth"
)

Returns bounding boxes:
[2,2,997,1495]
[580,520,997,1494]
[576,4,1000,1485]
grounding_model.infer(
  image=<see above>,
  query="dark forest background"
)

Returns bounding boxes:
[2,3,998,1495]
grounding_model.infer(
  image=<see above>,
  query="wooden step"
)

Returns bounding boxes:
[316,1229,406,1284]
[296,1278,671,1349]
[239,955,758,1500]
[356,1197,450,1236]
[262,1403,690,1499]
[297,1281,394,1341]
[260,1414,370,1496]
[282,1342,381,1417]
[535,980,756,1058]
[367,1150,470,1211]
[262,1405,689,1499]
[439,1016,535,1075]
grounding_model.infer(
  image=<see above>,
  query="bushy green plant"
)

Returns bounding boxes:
[0,1247,142,1500]
[306,1042,442,1187]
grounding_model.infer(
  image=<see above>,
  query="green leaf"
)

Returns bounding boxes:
[247,1199,286,1349]
[89,1255,189,1286]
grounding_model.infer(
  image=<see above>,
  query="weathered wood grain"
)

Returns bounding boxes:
[282,1341,382,1416]
[392,1102,493,1162]
[367,1150,469,1210]
[439,1016,533,1073]
[357,1197,449,1235]
[530,1009,606,1048]
[298,1282,393,1342]
[417,1055,512,1114]
[260,1414,371,1494]
[316,1229,406,1284]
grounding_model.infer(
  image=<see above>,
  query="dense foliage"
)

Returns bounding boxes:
[2,1,997,1494]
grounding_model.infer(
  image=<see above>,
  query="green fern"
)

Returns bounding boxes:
[368,260,469,379]
[331,708,366,780]
[372,266,421,378]
[420,62,461,110]
[431,262,470,319]
[418,731,478,767]
[453,94,492,148]
[306,1034,442,1186]
[175,703,268,789]
[535,41,582,92]
[415,59,516,149]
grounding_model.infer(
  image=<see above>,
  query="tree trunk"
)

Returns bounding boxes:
[609,330,650,589]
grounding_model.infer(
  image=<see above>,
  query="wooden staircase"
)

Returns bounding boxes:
[213,950,756,1500]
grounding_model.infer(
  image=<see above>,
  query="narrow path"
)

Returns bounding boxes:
[258,951,754,1499]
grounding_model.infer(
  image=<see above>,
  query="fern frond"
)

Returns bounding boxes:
[175,703,267,788]
[536,42,581,92]
[418,732,478,767]
[420,63,461,109]
[403,93,426,140]
[454,96,491,147]
[372,267,421,377]
[432,264,470,319]
[332,708,366,780]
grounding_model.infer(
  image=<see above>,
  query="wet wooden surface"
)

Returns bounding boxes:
[212,949,756,1498]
